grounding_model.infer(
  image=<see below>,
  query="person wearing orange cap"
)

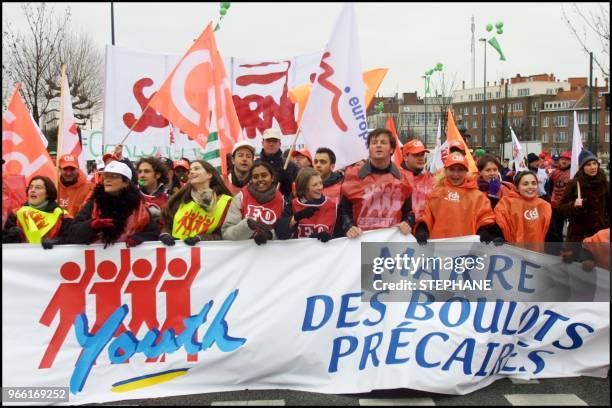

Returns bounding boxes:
[494,170,554,252]
[170,158,190,195]
[400,139,434,224]
[339,128,413,238]
[414,153,499,244]
[547,150,572,241]
[448,140,467,155]
[57,154,94,217]
[291,149,313,169]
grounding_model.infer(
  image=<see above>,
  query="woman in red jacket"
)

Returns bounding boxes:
[276,167,339,242]
[494,171,553,252]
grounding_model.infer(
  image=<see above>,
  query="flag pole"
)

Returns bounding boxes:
[576,180,582,200]
[283,127,302,170]
[119,104,152,145]
[56,65,67,189]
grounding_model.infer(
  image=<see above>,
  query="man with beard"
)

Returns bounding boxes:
[547,151,572,241]
[67,161,160,248]
[225,141,255,196]
[57,154,94,217]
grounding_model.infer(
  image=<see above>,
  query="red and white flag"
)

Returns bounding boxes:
[510,126,528,172]
[149,23,242,175]
[569,110,583,178]
[300,3,369,169]
[2,84,57,184]
[59,67,85,171]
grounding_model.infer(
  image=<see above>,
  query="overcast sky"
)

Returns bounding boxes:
[3,2,609,96]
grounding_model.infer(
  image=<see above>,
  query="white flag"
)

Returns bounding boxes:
[428,119,444,173]
[510,126,528,172]
[300,3,368,169]
[570,110,583,178]
[59,68,85,171]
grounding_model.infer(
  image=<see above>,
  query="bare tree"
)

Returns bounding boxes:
[561,3,610,78]
[430,71,458,136]
[2,3,71,125]
[45,30,104,128]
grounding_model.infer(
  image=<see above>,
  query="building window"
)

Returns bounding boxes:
[491,105,496,114]
[555,131,568,143]
[512,118,523,127]
[491,120,496,128]
[513,103,523,112]
[507,104,512,113]
[469,94,473,101]
[464,107,469,115]
[531,117,536,127]
[555,115,567,127]
[465,121,469,130]
[543,117,549,127]
[473,120,478,129]
[518,88,530,97]
[605,132,609,143]
[578,112,588,124]
[481,106,488,114]
[606,112,609,125]
[487,92,492,99]
[542,133,549,143]
[473,107,477,115]
[495,91,501,98]
[546,89,554,95]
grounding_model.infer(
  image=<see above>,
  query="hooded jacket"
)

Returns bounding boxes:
[494,190,552,247]
[58,169,94,217]
[322,171,344,201]
[416,175,495,239]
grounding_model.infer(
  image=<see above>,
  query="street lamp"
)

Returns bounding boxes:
[421,75,427,143]
[479,38,487,150]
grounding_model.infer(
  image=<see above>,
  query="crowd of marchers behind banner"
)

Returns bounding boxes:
[2,127,609,271]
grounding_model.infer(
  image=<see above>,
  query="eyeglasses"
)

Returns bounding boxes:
[28,186,46,192]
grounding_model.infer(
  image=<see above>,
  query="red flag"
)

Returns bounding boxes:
[148,23,241,175]
[2,84,57,184]
[385,116,404,168]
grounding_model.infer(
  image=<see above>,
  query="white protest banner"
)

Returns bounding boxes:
[103,45,322,159]
[3,229,609,405]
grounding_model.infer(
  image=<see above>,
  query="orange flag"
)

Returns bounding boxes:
[149,22,241,175]
[385,116,404,168]
[446,109,478,173]
[288,68,388,126]
[2,83,57,184]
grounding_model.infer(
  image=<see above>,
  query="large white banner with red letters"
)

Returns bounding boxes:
[2,229,609,405]
[103,46,321,160]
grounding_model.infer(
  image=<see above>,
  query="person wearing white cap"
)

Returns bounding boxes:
[66,161,160,248]
[258,128,298,197]
[224,141,256,196]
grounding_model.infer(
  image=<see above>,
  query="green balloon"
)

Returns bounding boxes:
[486,24,493,32]
[497,28,503,35]
[220,8,227,15]
[495,21,503,29]
[221,2,230,9]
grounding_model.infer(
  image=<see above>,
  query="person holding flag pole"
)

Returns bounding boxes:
[558,112,609,261]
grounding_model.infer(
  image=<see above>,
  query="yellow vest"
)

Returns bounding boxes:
[16,206,68,243]
[172,194,232,239]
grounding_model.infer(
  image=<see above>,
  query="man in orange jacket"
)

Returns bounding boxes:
[414,153,500,244]
[57,154,94,217]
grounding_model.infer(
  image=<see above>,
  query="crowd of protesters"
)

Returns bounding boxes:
[2,127,609,270]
